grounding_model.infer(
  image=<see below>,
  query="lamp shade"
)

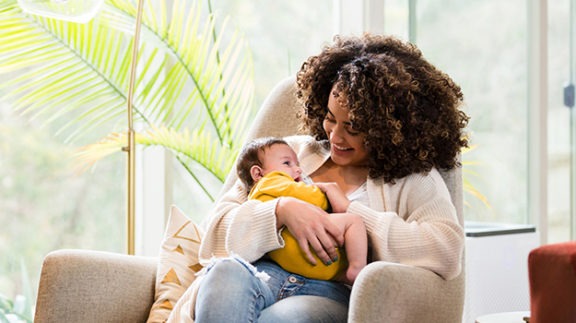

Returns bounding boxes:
[18,0,104,23]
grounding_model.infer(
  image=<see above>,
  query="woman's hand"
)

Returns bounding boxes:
[314,182,350,213]
[275,196,344,266]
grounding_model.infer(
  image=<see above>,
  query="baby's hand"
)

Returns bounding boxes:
[314,182,350,213]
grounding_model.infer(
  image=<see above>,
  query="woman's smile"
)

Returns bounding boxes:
[331,144,354,157]
[323,87,369,167]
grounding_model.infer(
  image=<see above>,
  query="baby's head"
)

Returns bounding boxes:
[237,137,302,190]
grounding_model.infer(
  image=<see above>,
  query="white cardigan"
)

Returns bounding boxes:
[199,135,464,280]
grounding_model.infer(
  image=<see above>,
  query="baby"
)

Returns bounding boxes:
[236,137,367,284]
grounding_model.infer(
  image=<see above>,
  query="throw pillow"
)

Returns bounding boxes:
[146,205,204,323]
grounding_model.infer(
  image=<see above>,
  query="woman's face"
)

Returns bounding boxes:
[323,90,369,168]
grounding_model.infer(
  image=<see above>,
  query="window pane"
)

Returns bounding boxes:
[548,0,572,242]
[0,102,125,313]
[416,0,529,224]
[208,0,334,106]
[384,0,410,40]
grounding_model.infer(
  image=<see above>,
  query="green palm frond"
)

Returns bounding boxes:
[1,5,128,140]
[75,127,236,200]
[0,0,255,201]
[103,0,254,142]
[463,177,491,209]
[0,0,253,138]
[73,132,127,173]
[138,126,237,182]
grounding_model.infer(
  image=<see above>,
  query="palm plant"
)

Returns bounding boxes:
[0,0,254,202]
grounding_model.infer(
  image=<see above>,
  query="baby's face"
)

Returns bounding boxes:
[261,143,302,181]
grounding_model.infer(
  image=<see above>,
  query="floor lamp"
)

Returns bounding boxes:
[18,0,144,254]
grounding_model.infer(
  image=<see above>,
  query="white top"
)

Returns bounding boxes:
[347,182,368,205]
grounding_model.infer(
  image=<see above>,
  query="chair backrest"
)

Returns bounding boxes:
[221,76,463,227]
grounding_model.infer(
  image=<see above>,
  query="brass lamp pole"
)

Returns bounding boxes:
[123,0,145,255]
[19,0,145,255]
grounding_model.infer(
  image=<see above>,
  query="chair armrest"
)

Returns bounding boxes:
[349,261,464,323]
[34,249,157,323]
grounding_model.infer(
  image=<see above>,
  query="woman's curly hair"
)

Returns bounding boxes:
[296,33,469,183]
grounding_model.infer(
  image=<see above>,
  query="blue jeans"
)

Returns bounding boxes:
[194,257,350,323]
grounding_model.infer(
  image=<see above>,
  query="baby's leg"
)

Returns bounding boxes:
[330,213,368,284]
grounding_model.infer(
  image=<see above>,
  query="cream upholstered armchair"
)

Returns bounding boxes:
[34,77,465,323]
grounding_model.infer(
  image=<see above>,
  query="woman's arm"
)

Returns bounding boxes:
[275,196,344,265]
[198,180,282,263]
[349,169,464,280]
[198,178,344,266]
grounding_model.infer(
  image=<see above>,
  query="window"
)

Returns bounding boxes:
[0,103,125,316]
[416,1,530,224]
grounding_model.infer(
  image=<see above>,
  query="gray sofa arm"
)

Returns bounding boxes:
[349,261,464,323]
[34,249,157,323]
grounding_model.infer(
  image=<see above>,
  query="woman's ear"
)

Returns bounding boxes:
[250,165,264,182]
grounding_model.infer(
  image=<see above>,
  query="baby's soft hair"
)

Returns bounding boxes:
[296,33,470,182]
[236,137,289,189]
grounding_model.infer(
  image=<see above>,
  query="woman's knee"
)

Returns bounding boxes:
[200,258,257,292]
[206,258,245,277]
[206,257,270,282]
[195,257,273,322]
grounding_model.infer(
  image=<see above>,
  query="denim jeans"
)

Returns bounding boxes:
[194,257,350,323]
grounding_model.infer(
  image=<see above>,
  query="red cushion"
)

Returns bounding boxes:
[528,241,576,323]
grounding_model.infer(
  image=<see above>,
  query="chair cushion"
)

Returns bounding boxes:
[528,241,576,323]
[147,205,204,323]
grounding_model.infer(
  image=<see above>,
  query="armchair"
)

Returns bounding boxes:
[34,77,465,323]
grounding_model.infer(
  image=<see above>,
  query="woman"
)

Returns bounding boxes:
[194,33,469,322]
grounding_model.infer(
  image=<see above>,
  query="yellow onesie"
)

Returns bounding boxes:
[248,171,347,280]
